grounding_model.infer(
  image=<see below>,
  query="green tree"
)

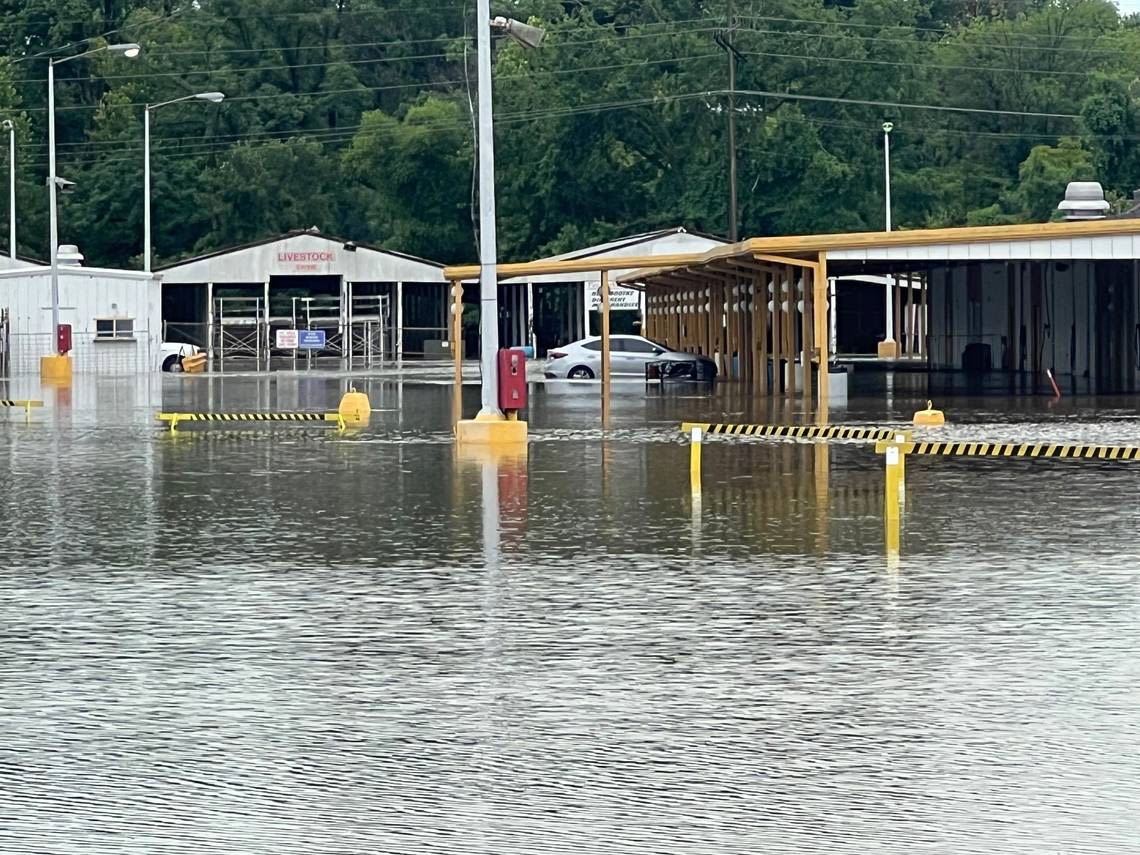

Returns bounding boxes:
[343,97,473,262]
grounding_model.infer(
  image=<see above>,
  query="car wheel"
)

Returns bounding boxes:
[567,365,594,380]
[162,355,182,373]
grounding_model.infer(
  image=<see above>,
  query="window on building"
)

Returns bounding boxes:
[95,317,135,340]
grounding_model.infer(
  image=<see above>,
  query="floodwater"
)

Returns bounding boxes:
[0,370,1137,854]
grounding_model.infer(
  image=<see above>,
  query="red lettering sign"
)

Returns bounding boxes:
[276,251,335,263]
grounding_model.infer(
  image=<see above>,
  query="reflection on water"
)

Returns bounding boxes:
[0,373,1137,853]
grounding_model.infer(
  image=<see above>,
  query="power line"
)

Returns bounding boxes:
[41,51,722,116]
[18,91,717,168]
[739,47,1090,78]
[729,89,1080,120]
[18,22,725,86]
[746,11,1140,48]
[740,15,1139,59]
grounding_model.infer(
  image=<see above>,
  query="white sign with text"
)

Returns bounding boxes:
[586,283,641,312]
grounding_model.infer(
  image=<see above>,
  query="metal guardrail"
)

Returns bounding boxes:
[875,439,1140,460]
[681,422,898,442]
[1,399,44,418]
[157,411,345,433]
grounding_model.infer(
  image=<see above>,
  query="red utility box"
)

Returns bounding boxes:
[56,323,72,355]
[497,348,527,412]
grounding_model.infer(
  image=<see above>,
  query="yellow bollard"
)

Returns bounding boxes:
[913,399,945,426]
[690,426,702,497]
[338,386,371,428]
[893,431,908,497]
[884,443,902,557]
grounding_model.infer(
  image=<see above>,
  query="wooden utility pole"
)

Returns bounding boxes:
[723,0,739,241]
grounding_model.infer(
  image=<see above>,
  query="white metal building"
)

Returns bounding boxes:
[482,227,727,356]
[0,251,161,375]
[158,229,447,368]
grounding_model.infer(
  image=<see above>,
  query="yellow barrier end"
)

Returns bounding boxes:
[913,400,946,426]
[338,387,371,428]
[181,353,207,374]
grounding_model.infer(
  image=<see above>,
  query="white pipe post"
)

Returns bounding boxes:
[475,0,501,416]
[883,124,894,345]
[143,106,151,273]
[47,60,60,351]
[8,122,15,259]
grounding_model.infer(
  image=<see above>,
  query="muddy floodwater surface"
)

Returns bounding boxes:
[0,372,1137,853]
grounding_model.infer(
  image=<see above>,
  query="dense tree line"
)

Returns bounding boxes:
[0,0,1137,268]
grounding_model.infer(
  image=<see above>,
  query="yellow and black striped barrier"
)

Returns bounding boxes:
[874,439,1140,460]
[682,422,899,442]
[1,399,44,418]
[157,411,345,433]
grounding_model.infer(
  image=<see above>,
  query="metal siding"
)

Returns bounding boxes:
[1070,238,1093,257]
[161,233,445,284]
[831,232,1140,265]
[1111,236,1133,258]
[0,270,160,373]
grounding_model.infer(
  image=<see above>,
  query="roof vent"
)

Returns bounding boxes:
[1057,181,1109,220]
[57,244,83,266]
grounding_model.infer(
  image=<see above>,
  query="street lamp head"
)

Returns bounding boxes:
[196,91,225,103]
[47,175,77,195]
[109,43,141,58]
[490,16,546,49]
[882,121,894,134]
[1,120,12,131]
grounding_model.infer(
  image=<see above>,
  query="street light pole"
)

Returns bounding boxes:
[144,91,223,273]
[47,58,59,344]
[475,0,500,417]
[144,105,151,273]
[883,122,893,232]
[882,121,895,349]
[457,14,542,440]
[45,42,140,370]
[4,120,14,260]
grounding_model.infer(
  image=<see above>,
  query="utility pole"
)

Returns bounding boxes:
[726,0,738,242]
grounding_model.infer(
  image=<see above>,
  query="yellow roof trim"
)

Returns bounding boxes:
[444,219,1140,282]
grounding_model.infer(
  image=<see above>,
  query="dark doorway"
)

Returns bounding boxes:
[162,283,208,346]
[835,279,886,354]
[533,284,584,356]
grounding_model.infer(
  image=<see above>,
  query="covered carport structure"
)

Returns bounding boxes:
[620,218,1140,400]
[445,218,1140,405]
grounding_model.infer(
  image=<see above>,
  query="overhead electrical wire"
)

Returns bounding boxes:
[19,84,1102,171]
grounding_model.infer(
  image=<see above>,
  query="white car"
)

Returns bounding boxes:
[544,335,716,380]
[160,341,201,372]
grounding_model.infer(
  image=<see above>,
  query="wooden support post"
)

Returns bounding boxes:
[918,275,924,359]
[600,270,611,400]
[751,275,761,389]
[724,285,735,380]
[703,285,712,356]
[801,265,813,404]
[816,253,829,406]
[772,270,782,394]
[785,266,797,400]
[893,278,903,359]
[906,271,915,358]
[758,272,769,395]
[451,279,463,390]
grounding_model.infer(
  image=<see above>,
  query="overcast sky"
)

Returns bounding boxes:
[1117,0,1140,15]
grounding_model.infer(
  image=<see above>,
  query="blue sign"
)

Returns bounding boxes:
[298,329,326,349]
